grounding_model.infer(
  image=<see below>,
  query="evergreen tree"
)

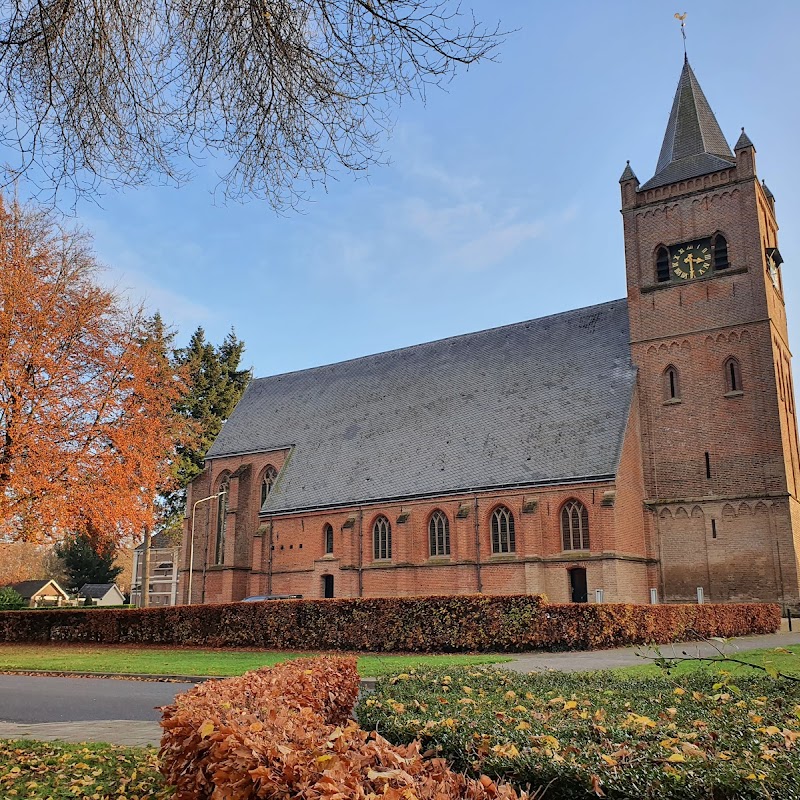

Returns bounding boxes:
[54,533,123,593]
[160,327,250,528]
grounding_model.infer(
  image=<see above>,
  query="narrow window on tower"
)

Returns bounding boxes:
[705,452,712,479]
[712,234,729,270]
[655,246,670,283]
[724,357,743,394]
[663,365,680,402]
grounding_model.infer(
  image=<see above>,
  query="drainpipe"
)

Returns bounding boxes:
[474,494,483,593]
[267,521,274,595]
[358,507,364,597]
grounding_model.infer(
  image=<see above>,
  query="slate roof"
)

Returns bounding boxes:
[78,583,121,599]
[640,58,735,191]
[207,299,637,515]
[134,532,179,551]
[734,128,754,150]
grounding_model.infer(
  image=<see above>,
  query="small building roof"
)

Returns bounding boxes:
[78,583,122,599]
[8,579,68,600]
[134,532,179,552]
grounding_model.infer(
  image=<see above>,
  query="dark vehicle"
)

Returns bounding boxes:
[241,594,303,602]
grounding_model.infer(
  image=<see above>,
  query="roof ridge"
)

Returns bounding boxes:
[250,298,627,383]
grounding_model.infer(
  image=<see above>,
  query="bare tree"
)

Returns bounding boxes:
[0,1,503,207]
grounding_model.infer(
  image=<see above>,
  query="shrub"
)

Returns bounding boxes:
[159,656,527,800]
[357,666,800,799]
[0,595,781,652]
[0,586,25,610]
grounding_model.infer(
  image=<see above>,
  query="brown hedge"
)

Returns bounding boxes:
[0,594,780,652]
[159,656,527,800]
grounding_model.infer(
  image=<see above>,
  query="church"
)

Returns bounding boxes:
[180,57,800,610]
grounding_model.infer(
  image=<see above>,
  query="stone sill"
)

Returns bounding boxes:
[663,398,681,406]
[640,265,747,293]
[724,390,744,398]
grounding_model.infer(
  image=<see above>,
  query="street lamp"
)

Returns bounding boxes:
[188,490,226,605]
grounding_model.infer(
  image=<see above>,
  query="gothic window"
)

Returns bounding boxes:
[429,510,451,557]
[490,506,515,554]
[712,234,729,270]
[561,500,590,550]
[215,477,230,565]
[664,365,680,401]
[655,246,670,283]
[260,464,278,506]
[324,523,334,555]
[724,357,743,393]
[373,516,392,560]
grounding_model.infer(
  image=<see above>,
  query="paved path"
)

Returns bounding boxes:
[0,720,161,747]
[0,674,194,747]
[505,629,800,673]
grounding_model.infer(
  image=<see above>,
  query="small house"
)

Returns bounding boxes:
[78,583,126,606]
[8,579,70,608]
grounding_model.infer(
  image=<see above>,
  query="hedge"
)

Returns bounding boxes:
[159,656,526,799]
[0,594,780,652]
[358,665,800,799]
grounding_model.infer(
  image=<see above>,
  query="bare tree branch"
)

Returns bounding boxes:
[0,1,505,207]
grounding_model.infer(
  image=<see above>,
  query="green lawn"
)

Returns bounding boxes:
[0,643,509,677]
[614,642,800,679]
[0,739,170,799]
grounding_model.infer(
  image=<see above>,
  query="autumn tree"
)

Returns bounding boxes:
[0,197,188,544]
[0,1,502,206]
[54,531,123,592]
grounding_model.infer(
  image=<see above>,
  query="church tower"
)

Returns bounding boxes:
[620,57,800,608]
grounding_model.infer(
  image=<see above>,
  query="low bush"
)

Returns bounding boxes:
[159,656,527,799]
[0,586,24,611]
[0,594,781,652]
[357,666,800,799]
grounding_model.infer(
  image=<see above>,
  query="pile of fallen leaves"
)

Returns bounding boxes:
[0,738,169,799]
[357,666,800,799]
[160,655,530,799]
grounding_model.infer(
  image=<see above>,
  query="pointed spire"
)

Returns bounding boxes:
[734,127,754,151]
[640,59,735,191]
[619,161,638,183]
[762,179,774,200]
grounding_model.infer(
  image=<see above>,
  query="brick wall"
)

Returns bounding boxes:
[621,145,800,607]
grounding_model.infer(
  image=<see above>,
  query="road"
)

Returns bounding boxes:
[0,674,194,723]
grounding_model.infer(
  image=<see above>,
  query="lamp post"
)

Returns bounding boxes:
[188,490,226,605]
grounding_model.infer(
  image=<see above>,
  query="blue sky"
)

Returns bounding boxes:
[50,1,800,376]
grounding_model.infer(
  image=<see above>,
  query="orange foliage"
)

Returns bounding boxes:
[0,197,189,543]
[160,656,527,800]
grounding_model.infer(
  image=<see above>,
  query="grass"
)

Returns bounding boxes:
[359,665,800,799]
[0,738,170,799]
[0,643,509,677]
[614,642,800,680]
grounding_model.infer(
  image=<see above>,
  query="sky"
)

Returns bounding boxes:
[22,1,800,378]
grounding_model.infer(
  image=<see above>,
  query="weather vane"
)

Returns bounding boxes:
[674,12,687,57]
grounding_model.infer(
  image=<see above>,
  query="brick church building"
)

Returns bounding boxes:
[180,57,800,609]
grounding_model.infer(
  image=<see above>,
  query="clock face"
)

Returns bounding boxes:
[670,239,712,281]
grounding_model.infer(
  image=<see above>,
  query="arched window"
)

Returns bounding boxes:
[373,516,392,560]
[712,234,729,270]
[429,510,450,557]
[655,246,670,283]
[324,523,334,555]
[260,465,277,506]
[561,500,590,551]
[215,477,229,565]
[724,357,743,393]
[664,365,680,401]
[490,506,515,554]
